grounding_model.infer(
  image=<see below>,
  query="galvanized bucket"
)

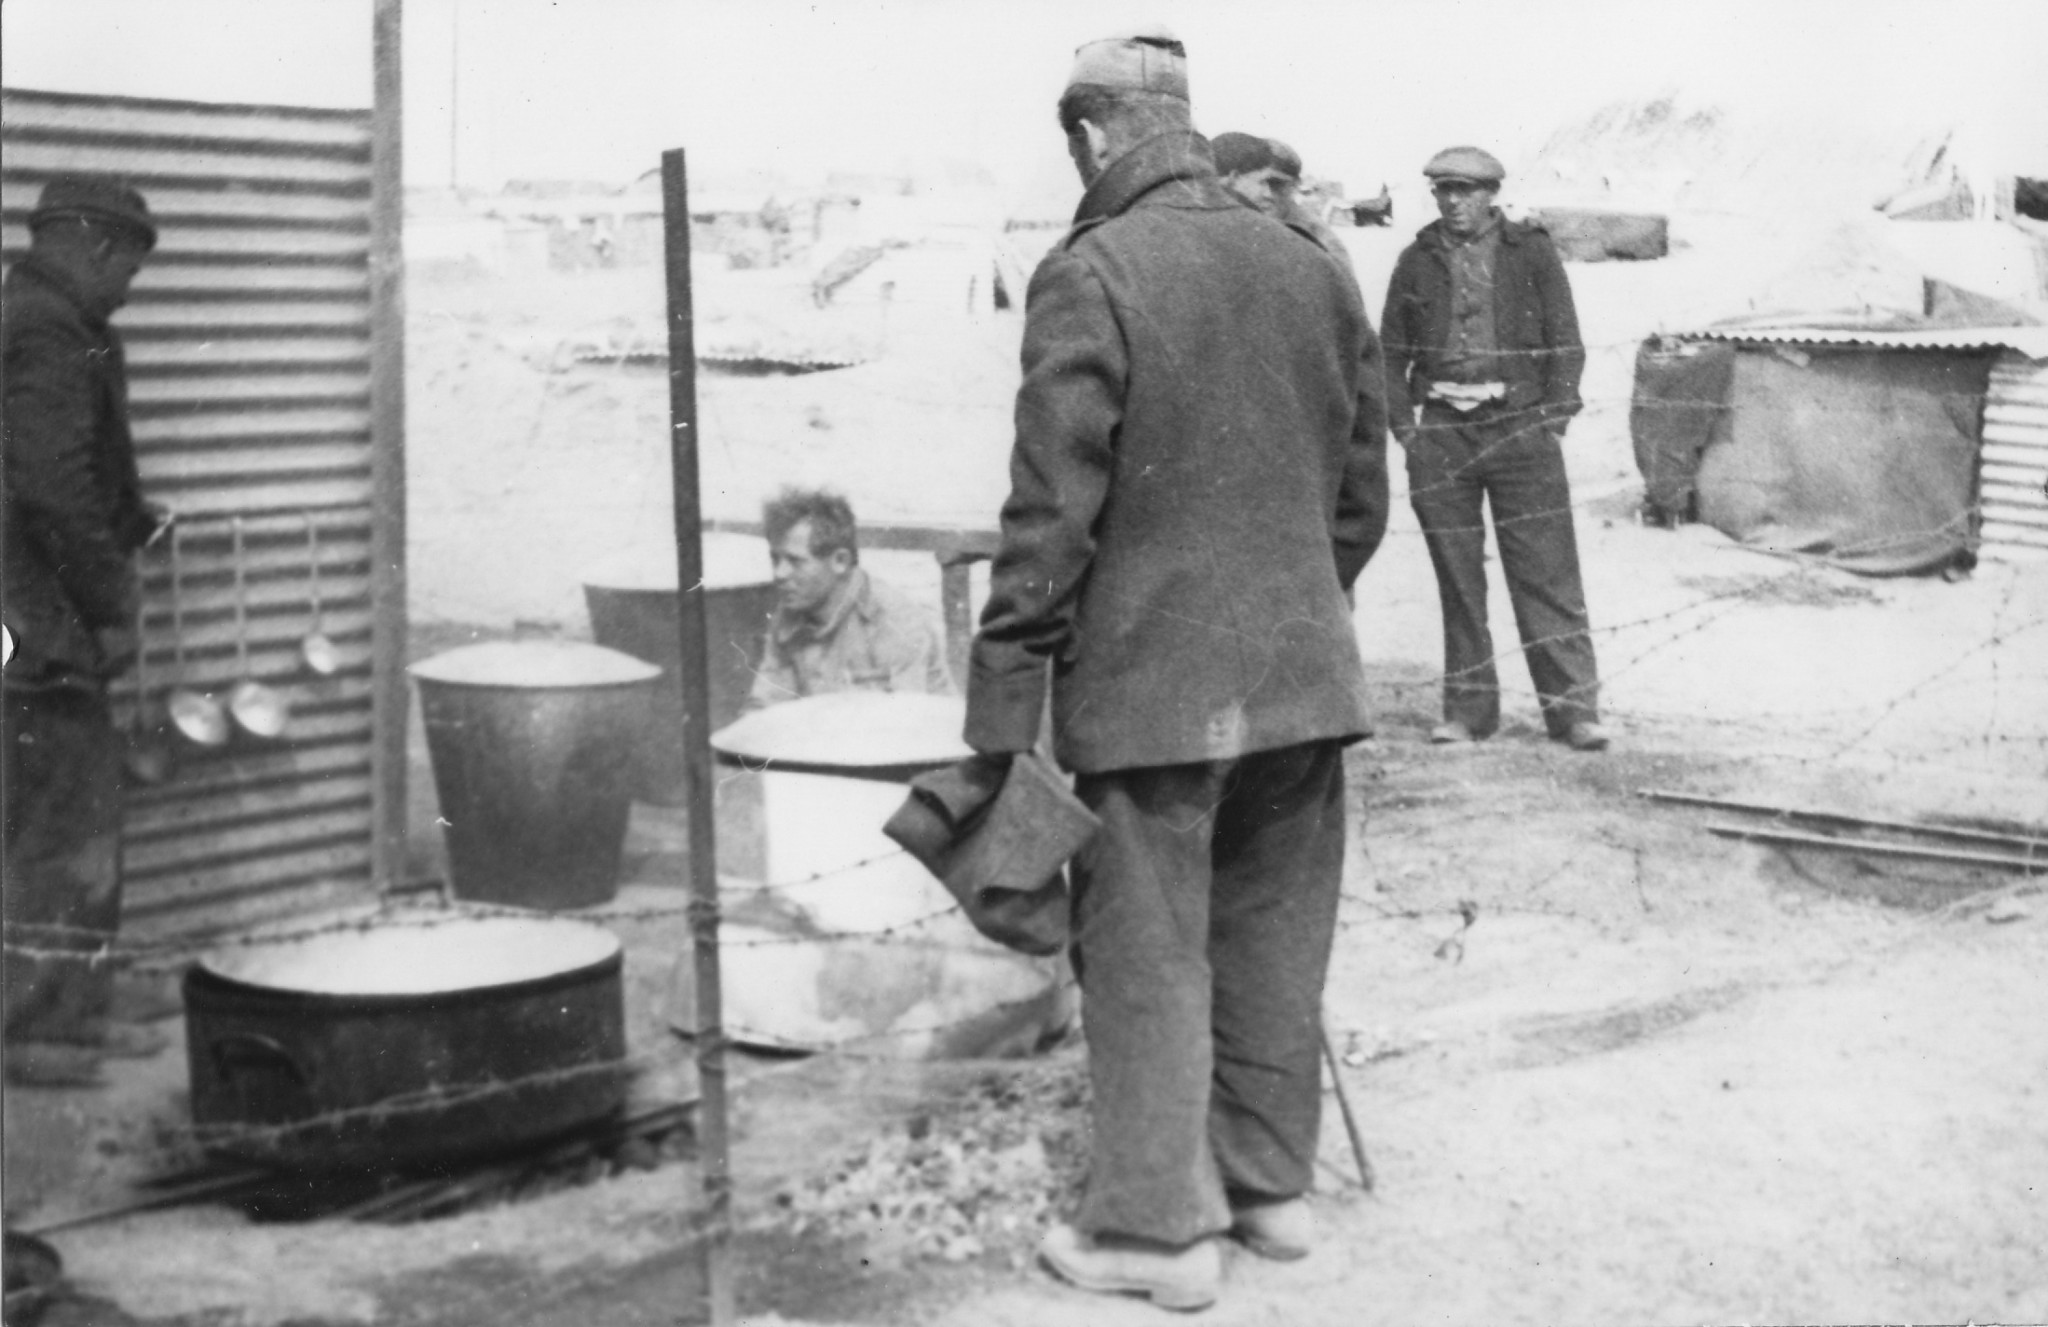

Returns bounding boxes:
[410,640,662,909]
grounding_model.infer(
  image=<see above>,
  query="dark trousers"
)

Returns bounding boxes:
[1406,406,1599,737]
[1068,738,1345,1245]
[3,687,126,1046]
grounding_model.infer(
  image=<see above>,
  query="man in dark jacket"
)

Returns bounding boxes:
[1382,146,1608,751]
[3,174,167,1086]
[965,29,1387,1310]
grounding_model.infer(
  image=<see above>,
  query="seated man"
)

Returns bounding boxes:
[747,487,953,706]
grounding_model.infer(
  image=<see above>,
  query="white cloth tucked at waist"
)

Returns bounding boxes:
[1425,381,1507,412]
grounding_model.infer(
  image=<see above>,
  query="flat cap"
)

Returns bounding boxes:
[1067,25,1189,100]
[1266,137,1305,181]
[30,173,158,247]
[1210,132,1275,177]
[1422,145,1505,185]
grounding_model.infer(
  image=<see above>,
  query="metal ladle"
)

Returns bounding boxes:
[123,592,176,785]
[300,512,340,677]
[166,518,231,750]
[226,516,291,743]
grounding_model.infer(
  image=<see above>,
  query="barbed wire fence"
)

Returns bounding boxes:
[11,302,2042,1261]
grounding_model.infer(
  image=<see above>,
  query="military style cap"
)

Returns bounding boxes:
[1067,25,1189,100]
[1422,145,1505,186]
[30,173,158,247]
[1210,132,1275,176]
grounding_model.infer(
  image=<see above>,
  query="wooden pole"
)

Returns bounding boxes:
[368,0,411,893]
[661,147,737,1327]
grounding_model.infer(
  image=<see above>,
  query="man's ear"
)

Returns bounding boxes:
[1081,118,1112,168]
[828,548,856,576]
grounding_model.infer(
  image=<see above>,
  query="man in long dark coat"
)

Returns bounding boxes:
[1382,146,1608,751]
[964,29,1388,1310]
[3,175,166,1087]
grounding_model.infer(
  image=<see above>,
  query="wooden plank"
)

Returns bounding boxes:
[1637,788,2048,853]
[1705,822,2045,874]
[704,515,999,559]
[123,875,375,940]
[369,0,412,894]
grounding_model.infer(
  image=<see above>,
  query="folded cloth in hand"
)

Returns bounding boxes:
[884,751,1099,956]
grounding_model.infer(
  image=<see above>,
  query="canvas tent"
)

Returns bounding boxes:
[1632,324,2048,574]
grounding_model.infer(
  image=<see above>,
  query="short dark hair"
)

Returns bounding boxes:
[1057,84,1192,140]
[762,486,858,563]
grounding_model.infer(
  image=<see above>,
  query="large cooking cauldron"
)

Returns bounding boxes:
[183,912,627,1171]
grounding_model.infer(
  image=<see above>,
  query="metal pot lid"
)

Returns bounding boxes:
[199,914,622,996]
[582,533,771,592]
[710,691,972,771]
[409,640,661,689]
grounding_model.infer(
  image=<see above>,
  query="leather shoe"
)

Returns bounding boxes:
[1561,721,1611,752]
[1428,721,1477,745]
[1039,1223,1219,1312]
[1229,1196,1314,1261]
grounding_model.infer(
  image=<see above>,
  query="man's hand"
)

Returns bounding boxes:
[94,626,139,677]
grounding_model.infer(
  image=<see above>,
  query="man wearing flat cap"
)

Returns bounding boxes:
[3,173,169,1086]
[1382,146,1608,752]
[965,26,1388,1310]
[1213,132,1351,263]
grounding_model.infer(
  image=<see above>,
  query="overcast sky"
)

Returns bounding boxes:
[5,0,2044,200]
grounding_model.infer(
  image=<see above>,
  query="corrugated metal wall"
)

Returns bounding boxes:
[3,87,388,937]
[1980,351,2048,561]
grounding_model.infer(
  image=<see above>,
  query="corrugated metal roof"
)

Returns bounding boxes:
[3,86,384,936]
[1675,323,2048,359]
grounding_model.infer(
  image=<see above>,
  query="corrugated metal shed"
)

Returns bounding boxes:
[1980,351,2048,561]
[3,86,400,938]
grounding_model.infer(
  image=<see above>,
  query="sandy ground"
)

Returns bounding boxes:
[6,209,2047,1325]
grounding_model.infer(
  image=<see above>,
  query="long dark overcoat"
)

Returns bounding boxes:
[2,257,153,689]
[965,132,1388,774]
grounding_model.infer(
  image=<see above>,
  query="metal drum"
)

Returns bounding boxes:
[410,640,661,909]
[582,533,775,806]
[184,911,627,1170]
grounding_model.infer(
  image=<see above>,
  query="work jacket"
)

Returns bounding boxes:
[965,131,1385,774]
[1381,213,1586,434]
[747,567,953,707]
[2,257,153,690]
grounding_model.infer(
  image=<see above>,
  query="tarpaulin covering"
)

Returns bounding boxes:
[1632,337,1736,521]
[1631,339,1995,574]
